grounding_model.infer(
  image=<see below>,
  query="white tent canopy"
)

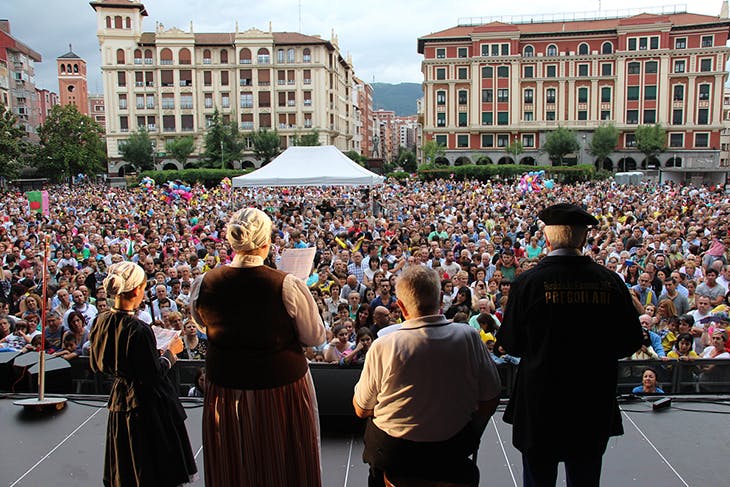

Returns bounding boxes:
[232,146,385,187]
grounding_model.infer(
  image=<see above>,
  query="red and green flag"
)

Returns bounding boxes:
[26,191,49,216]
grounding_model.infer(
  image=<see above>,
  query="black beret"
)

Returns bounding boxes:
[538,203,599,226]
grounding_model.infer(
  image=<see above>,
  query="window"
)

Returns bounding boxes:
[435,135,447,146]
[458,90,468,105]
[303,48,311,63]
[578,87,588,103]
[673,85,684,101]
[695,133,709,147]
[670,133,683,147]
[697,109,709,125]
[161,93,174,109]
[497,89,509,103]
[491,44,499,56]
[524,65,534,78]
[221,93,230,108]
[160,70,173,87]
[436,48,445,59]
[116,49,125,64]
[240,92,253,108]
[277,49,285,63]
[481,134,494,147]
[524,111,533,121]
[146,94,154,109]
[458,112,467,127]
[458,67,468,80]
[437,91,446,105]
[457,134,469,147]
[628,62,640,74]
[627,86,640,101]
[646,61,658,73]
[626,110,639,124]
[458,47,468,58]
[650,37,659,49]
[481,112,493,125]
[136,95,144,109]
[203,71,212,86]
[644,85,657,100]
[675,38,686,49]
[601,87,611,103]
[546,65,557,77]
[482,89,493,103]
[625,133,636,147]
[118,94,127,109]
[257,48,270,64]
[643,110,656,124]
[578,111,587,121]
[600,110,611,120]
[578,64,589,77]
[546,111,555,121]
[180,93,193,110]
[220,71,229,86]
[204,93,213,109]
[602,42,613,54]
[701,36,713,48]
[674,60,685,73]
[672,109,683,125]
[117,72,126,87]
[119,116,128,132]
[497,134,509,147]
[524,89,534,104]
[601,63,612,76]
[501,44,510,56]
[287,48,295,63]
[524,45,534,57]
[497,66,509,78]
[578,43,589,55]
[497,112,509,125]
[437,112,446,127]
[436,68,446,80]
[482,66,493,78]
[546,88,556,104]
[179,48,191,65]
[546,44,558,56]
[697,84,711,103]
[522,134,534,147]
[700,59,712,72]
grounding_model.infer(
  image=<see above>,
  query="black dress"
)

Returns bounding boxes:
[89,311,197,487]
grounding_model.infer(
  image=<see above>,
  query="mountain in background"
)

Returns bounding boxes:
[372,82,422,116]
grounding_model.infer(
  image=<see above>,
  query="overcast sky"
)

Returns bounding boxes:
[4,0,723,93]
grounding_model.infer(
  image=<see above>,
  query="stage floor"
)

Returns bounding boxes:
[1,394,728,486]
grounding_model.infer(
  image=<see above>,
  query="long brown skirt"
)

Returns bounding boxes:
[202,371,322,487]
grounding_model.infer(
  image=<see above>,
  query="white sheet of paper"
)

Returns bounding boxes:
[278,247,317,281]
[152,325,180,351]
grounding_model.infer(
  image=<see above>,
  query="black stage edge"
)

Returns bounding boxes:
[1,394,729,486]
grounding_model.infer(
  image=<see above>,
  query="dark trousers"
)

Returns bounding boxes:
[363,418,482,487]
[521,444,606,487]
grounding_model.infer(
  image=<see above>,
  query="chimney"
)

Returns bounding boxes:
[0,20,10,34]
[722,0,729,19]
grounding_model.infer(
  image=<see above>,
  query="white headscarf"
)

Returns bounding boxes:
[226,208,272,252]
[103,261,146,296]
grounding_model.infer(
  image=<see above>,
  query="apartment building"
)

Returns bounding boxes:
[0,19,43,139]
[89,93,106,130]
[418,4,730,183]
[90,0,362,174]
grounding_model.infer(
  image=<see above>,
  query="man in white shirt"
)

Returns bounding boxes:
[353,266,501,486]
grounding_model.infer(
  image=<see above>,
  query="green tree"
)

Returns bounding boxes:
[291,129,321,146]
[345,150,367,167]
[505,140,524,161]
[165,136,196,167]
[251,128,281,165]
[35,104,106,180]
[202,109,243,168]
[589,124,619,166]
[422,139,445,165]
[119,128,154,171]
[396,146,417,172]
[635,124,667,168]
[543,127,580,165]
[0,103,28,180]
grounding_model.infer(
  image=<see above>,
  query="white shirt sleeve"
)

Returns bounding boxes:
[282,273,326,347]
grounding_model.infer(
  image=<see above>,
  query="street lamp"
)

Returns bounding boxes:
[220,139,225,169]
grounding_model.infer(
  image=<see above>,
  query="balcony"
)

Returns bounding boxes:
[180,103,193,109]
[134,58,142,65]
[160,60,173,65]
[179,81,193,87]
[203,59,212,65]
[163,126,176,132]
[144,58,153,64]
[240,80,251,86]
[303,79,312,85]
[239,59,252,64]
[240,102,253,108]
[304,100,312,106]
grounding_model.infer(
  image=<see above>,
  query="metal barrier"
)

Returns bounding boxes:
[2,355,729,415]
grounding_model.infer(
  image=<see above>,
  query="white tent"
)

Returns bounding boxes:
[231,145,385,187]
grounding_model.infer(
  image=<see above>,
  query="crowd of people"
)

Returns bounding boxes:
[0,177,729,392]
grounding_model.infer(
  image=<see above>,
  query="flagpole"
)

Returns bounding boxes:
[15,232,67,411]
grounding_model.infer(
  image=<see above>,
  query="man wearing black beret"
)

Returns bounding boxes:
[498,203,643,487]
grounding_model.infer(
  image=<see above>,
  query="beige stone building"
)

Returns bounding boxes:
[90,0,362,174]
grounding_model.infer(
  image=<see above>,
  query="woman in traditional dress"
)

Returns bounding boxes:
[89,261,197,487]
[192,207,326,486]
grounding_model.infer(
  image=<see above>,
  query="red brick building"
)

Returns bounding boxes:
[418,7,730,182]
[57,48,89,115]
